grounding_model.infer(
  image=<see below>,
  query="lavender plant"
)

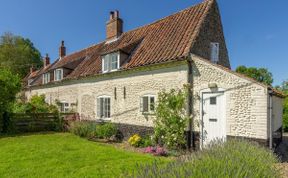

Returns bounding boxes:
[124,139,280,178]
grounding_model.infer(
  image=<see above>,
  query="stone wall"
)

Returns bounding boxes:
[25,62,188,127]
[191,0,230,68]
[191,55,269,140]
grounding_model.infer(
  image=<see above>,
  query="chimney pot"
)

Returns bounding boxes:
[110,11,115,20]
[44,53,50,68]
[30,65,34,74]
[106,10,123,40]
[59,40,66,58]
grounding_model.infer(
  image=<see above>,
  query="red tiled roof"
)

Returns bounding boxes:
[28,0,215,85]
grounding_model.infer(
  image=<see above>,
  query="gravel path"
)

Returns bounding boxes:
[275,133,288,177]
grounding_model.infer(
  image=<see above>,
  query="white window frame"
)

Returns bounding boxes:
[42,73,50,84]
[97,96,111,120]
[60,102,70,113]
[54,68,63,81]
[140,95,156,114]
[210,42,219,63]
[101,52,120,73]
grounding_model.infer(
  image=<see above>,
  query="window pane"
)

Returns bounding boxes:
[100,98,104,118]
[150,97,155,111]
[111,54,118,70]
[142,97,149,112]
[210,97,216,105]
[104,57,109,71]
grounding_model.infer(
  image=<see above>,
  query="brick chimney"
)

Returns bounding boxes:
[44,53,50,68]
[59,40,66,58]
[30,65,34,74]
[106,10,123,41]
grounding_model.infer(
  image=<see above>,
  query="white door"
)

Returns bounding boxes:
[201,92,226,147]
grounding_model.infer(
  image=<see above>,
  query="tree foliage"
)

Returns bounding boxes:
[276,80,288,131]
[0,69,21,115]
[154,88,188,149]
[0,32,42,78]
[235,65,273,85]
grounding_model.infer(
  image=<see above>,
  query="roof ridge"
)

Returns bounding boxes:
[51,1,211,64]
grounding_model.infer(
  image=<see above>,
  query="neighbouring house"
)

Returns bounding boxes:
[24,0,285,149]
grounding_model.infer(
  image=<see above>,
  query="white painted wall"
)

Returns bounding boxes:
[192,55,269,139]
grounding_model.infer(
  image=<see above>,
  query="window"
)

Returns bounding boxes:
[210,97,217,105]
[54,69,63,81]
[60,102,70,113]
[210,42,219,63]
[102,52,119,73]
[140,95,155,114]
[43,73,50,84]
[97,96,111,119]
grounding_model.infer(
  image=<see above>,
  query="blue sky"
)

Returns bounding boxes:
[0,0,287,85]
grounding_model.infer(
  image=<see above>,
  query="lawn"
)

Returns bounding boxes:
[0,133,166,178]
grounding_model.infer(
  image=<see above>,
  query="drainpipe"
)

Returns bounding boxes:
[268,89,273,149]
[187,55,195,150]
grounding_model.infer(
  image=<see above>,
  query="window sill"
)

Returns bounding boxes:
[102,69,119,73]
[96,118,111,123]
[142,112,155,116]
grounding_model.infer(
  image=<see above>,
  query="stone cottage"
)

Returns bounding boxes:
[24,0,285,148]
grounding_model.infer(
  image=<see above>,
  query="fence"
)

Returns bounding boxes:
[0,112,79,134]
[3,113,61,133]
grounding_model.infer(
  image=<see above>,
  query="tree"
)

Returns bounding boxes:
[235,65,273,86]
[0,32,42,78]
[0,69,21,115]
[276,80,288,132]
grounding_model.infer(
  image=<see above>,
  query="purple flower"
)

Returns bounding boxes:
[154,146,167,156]
[143,146,156,153]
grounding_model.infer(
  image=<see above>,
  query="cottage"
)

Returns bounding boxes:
[25,0,284,148]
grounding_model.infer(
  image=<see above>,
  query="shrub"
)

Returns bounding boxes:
[128,134,142,147]
[154,88,188,149]
[140,136,153,147]
[95,123,117,139]
[12,94,59,114]
[126,139,280,177]
[69,121,96,138]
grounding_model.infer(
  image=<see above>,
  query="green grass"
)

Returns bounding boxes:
[0,133,165,178]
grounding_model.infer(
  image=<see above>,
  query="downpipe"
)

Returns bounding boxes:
[268,89,273,149]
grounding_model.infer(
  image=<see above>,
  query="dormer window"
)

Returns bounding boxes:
[102,52,120,73]
[210,42,219,63]
[43,73,50,84]
[54,68,63,81]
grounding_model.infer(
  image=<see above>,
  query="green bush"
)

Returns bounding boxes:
[125,139,280,178]
[283,97,288,132]
[69,121,96,138]
[140,136,153,147]
[95,123,117,139]
[154,88,188,149]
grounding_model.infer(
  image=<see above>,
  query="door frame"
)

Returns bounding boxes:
[200,88,227,148]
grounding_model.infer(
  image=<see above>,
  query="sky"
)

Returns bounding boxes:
[0,0,287,85]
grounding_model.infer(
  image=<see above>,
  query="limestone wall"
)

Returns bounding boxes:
[25,62,188,127]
